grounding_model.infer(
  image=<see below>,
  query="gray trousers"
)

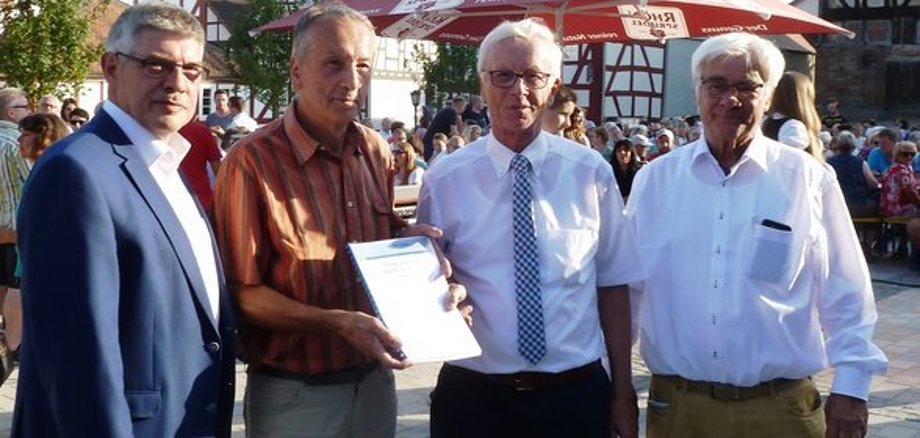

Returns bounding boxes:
[244,366,397,438]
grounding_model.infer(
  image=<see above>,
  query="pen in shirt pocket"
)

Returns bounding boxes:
[761,218,792,232]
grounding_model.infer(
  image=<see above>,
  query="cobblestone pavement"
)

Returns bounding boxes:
[0,261,918,437]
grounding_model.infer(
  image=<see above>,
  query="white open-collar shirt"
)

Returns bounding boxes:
[625,134,887,400]
[418,131,642,374]
[105,101,220,322]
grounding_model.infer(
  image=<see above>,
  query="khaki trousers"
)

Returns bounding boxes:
[244,366,396,438]
[647,375,826,438]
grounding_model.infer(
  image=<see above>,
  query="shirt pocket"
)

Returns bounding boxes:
[540,229,597,288]
[744,223,796,287]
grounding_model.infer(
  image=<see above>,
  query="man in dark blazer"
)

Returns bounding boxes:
[12,3,236,437]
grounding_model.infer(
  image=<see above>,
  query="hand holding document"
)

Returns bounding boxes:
[348,236,481,363]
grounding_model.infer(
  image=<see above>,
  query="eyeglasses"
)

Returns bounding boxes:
[484,70,552,89]
[8,103,29,110]
[700,77,764,99]
[900,151,917,157]
[116,51,209,82]
[69,118,87,126]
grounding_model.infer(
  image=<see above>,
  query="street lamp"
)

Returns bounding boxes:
[410,89,421,128]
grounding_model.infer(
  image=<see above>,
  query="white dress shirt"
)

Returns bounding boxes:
[768,112,810,150]
[418,132,642,374]
[104,102,221,322]
[625,134,888,400]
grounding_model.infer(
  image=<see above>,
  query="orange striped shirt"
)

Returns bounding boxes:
[213,106,400,375]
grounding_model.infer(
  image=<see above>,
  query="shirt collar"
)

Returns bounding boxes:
[103,101,191,172]
[282,101,360,165]
[486,131,549,179]
[691,132,769,175]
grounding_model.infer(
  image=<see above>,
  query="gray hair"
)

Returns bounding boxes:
[39,94,61,106]
[106,3,204,54]
[477,19,562,74]
[0,87,26,110]
[291,4,376,60]
[835,130,857,154]
[690,33,785,97]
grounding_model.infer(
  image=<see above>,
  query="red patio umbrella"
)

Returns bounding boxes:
[252,0,852,45]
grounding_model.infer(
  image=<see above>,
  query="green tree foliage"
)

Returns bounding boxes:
[412,42,478,107]
[224,0,297,116]
[0,0,106,103]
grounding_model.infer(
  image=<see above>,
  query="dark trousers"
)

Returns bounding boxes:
[430,363,611,438]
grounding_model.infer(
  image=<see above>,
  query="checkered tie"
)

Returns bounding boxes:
[510,154,546,364]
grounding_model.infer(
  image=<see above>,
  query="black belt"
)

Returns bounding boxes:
[252,362,380,386]
[654,374,810,401]
[445,360,603,392]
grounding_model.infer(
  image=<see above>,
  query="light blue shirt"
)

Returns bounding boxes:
[867,147,891,174]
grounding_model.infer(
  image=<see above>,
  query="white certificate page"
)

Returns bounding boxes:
[348,236,481,363]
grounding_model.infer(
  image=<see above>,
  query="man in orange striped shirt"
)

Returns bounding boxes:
[213,4,465,437]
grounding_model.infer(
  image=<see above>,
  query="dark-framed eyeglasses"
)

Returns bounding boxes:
[8,103,29,110]
[484,70,552,90]
[899,151,917,158]
[69,118,87,127]
[116,51,209,82]
[700,77,764,100]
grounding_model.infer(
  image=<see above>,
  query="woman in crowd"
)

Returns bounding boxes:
[0,113,70,384]
[540,86,577,137]
[392,141,424,186]
[446,135,465,154]
[828,131,881,256]
[588,127,612,161]
[66,108,90,131]
[610,138,642,201]
[763,71,824,161]
[461,124,482,143]
[880,141,920,219]
[59,97,77,121]
[881,141,920,260]
[563,106,590,146]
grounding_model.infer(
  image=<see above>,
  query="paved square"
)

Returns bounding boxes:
[1,262,918,437]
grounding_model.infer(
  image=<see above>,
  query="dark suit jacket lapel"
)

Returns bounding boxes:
[91,110,219,333]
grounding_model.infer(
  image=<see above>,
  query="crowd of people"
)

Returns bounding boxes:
[0,2,900,437]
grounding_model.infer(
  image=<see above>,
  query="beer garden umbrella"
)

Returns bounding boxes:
[252,0,853,44]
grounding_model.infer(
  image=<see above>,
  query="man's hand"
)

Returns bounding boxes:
[443,282,473,327]
[825,393,868,438]
[328,310,411,370]
[610,385,639,438]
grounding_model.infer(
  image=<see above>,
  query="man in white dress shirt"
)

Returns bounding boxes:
[417,18,642,438]
[626,32,887,438]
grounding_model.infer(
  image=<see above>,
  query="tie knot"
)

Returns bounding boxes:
[511,154,531,174]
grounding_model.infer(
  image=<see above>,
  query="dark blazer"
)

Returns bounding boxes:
[12,109,237,437]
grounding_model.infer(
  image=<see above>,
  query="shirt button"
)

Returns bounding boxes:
[718,212,724,220]
[347,201,354,208]
[205,342,220,353]
[713,351,719,359]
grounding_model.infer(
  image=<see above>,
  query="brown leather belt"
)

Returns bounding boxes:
[445,360,603,392]
[253,362,380,386]
[654,374,810,401]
